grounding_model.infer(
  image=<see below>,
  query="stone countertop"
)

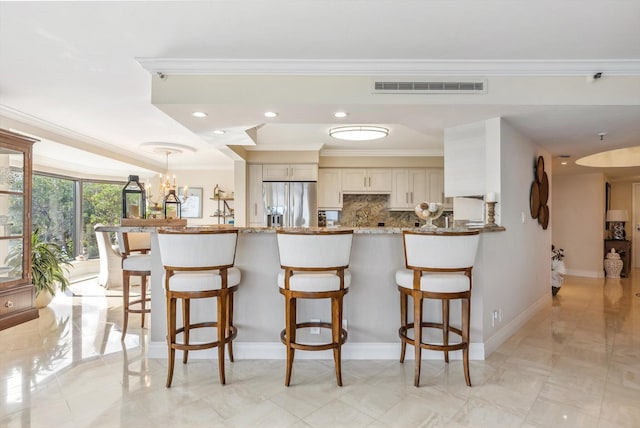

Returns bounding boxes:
[96,224,505,234]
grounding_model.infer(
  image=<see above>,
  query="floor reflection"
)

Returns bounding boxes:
[1,272,639,427]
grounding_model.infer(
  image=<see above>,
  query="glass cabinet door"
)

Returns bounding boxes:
[0,148,25,285]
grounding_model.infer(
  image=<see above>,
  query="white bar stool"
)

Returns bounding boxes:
[276,229,353,386]
[396,230,480,387]
[117,232,152,341]
[158,227,240,387]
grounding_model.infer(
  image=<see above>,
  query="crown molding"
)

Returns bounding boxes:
[320,149,443,157]
[137,58,640,76]
[0,104,163,172]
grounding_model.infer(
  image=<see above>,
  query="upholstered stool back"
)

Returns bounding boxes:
[403,232,479,270]
[277,232,353,269]
[158,230,237,270]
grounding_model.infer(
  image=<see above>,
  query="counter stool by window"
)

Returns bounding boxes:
[276,229,353,386]
[118,232,152,341]
[158,228,240,387]
[396,230,480,387]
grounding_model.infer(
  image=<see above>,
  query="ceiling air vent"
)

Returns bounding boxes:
[373,80,486,94]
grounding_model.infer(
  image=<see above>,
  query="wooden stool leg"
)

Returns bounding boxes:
[442,299,450,363]
[182,299,190,364]
[217,291,227,385]
[226,291,234,362]
[121,272,130,341]
[332,295,343,387]
[140,275,147,329]
[399,291,408,363]
[166,295,177,388]
[284,294,296,386]
[462,296,472,387]
[413,291,423,387]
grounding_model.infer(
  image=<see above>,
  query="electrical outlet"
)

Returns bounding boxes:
[310,319,320,335]
[498,309,503,322]
[492,310,499,327]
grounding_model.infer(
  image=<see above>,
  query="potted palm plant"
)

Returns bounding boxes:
[6,228,72,307]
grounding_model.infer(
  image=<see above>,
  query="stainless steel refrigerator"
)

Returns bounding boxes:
[263,182,317,227]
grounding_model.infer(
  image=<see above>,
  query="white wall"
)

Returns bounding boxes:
[445,118,551,355]
[479,119,551,351]
[552,173,606,277]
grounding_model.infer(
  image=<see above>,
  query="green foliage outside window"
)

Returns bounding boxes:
[82,182,121,258]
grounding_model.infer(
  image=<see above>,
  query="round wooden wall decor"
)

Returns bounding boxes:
[539,204,549,229]
[536,156,545,183]
[531,155,549,230]
[530,181,540,219]
[539,172,549,205]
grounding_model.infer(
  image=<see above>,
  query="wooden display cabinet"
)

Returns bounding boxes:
[0,129,38,331]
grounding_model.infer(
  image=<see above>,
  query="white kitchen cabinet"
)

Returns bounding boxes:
[318,168,342,209]
[341,168,391,193]
[428,168,452,207]
[248,164,264,226]
[262,164,318,181]
[390,168,428,209]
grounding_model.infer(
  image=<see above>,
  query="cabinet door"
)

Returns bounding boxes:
[368,169,392,192]
[248,164,264,225]
[428,168,445,204]
[290,164,318,181]
[262,164,290,181]
[390,169,410,209]
[409,169,428,205]
[341,169,367,192]
[318,169,342,209]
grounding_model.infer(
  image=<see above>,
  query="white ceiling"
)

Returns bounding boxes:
[1,1,639,180]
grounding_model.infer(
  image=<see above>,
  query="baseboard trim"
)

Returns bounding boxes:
[148,341,485,360]
[483,292,550,357]
[565,268,604,278]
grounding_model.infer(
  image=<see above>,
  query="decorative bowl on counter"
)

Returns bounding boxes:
[414,202,444,228]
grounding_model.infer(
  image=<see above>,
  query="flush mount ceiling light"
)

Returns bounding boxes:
[329,126,389,141]
[264,111,278,118]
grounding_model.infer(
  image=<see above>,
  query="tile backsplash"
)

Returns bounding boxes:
[329,194,449,228]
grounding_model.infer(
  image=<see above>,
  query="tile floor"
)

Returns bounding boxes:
[1,274,639,427]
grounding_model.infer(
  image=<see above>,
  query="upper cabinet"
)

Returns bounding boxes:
[318,169,342,209]
[0,129,38,331]
[389,168,449,210]
[341,168,392,193]
[262,164,318,182]
[390,169,428,209]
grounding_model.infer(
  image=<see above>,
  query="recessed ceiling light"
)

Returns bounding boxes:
[192,111,208,118]
[561,161,568,165]
[334,111,348,118]
[213,130,225,135]
[329,126,389,141]
[264,111,278,118]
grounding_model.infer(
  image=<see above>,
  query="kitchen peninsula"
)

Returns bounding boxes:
[98,224,518,361]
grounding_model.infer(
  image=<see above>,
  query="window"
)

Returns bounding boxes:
[81,182,121,258]
[32,175,74,258]
[31,173,122,259]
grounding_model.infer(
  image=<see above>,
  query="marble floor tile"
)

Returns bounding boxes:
[1,273,640,427]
